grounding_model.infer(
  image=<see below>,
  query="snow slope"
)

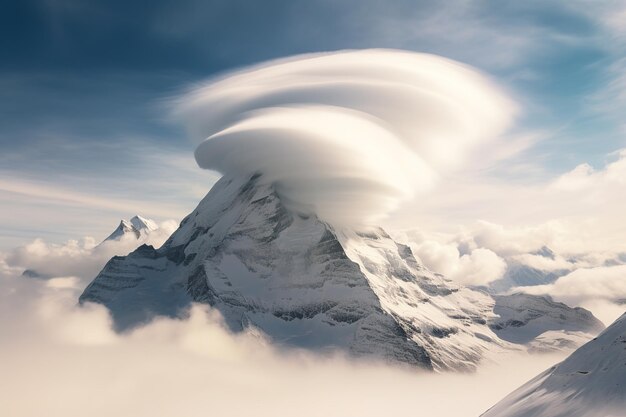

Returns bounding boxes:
[489,293,604,346]
[482,312,626,417]
[81,174,512,371]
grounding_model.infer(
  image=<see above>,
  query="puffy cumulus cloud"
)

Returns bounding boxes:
[472,222,626,272]
[4,220,177,285]
[173,49,516,226]
[510,253,574,272]
[402,232,506,286]
[454,222,586,272]
[444,219,624,267]
[397,215,626,326]
[467,221,563,257]
[397,217,626,295]
[395,148,626,261]
[525,265,626,302]
[552,149,626,192]
[538,150,626,256]
[551,163,596,191]
[0,253,21,278]
[406,235,462,274]
[452,248,508,286]
[0,264,565,417]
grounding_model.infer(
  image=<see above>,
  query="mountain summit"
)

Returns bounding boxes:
[80,174,514,371]
[80,174,604,370]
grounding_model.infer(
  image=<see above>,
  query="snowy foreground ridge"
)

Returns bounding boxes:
[81,174,603,371]
[483,312,626,417]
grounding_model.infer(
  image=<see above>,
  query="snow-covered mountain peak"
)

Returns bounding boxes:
[81,174,516,371]
[101,215,159,243]
[531,245,556,259]
[104,219,140,241]
[81,174,604,371]
[129,215,158,235]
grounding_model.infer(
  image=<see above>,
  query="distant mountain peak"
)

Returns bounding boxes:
[531,245,556,259]
[101,215,158,244]
[129,215,158,233]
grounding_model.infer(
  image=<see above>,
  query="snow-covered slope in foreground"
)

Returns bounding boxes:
[81,174,510,371]
[482,312,626,417]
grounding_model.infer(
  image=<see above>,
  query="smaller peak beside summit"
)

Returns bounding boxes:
[129,215,158,234]
[103,220,140,242]
[101,215,159,244]
[531,245,556,259]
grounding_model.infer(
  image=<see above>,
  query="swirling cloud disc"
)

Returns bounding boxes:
[174,49,516,226]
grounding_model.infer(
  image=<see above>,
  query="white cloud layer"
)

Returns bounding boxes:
[404,234,507,286]
[0,263,565,417]
[398,214,626,326]
[3,220,177,285]
[517,265,626,325]
[397,148,626,258]
[173,49,516,226]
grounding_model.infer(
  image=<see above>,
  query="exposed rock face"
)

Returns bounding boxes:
[81,174,509,371]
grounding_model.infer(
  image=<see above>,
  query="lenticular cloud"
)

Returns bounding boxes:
[174,49,516,225]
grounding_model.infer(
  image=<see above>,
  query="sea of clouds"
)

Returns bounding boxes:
[0,236,563,417]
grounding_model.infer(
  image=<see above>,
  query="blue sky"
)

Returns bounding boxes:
[1,0,625,247]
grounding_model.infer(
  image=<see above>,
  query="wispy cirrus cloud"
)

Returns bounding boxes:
[2,0,625,258]
[0,135,218,248]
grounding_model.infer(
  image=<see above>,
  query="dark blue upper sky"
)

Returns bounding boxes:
[1,0,625,246]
